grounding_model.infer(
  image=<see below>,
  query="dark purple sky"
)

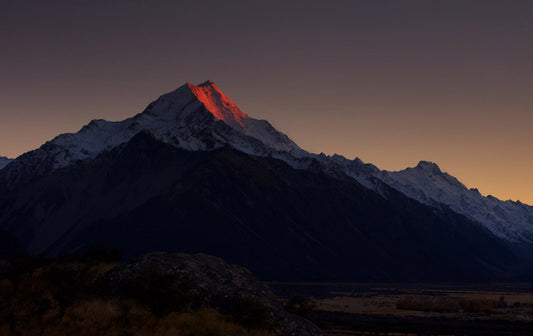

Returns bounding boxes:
[1,1,532,203]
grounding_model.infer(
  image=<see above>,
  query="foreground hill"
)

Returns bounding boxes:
[0,250,321,335]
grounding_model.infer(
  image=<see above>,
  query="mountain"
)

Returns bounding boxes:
[2,81,305,187]
[316,155,533,251]
[0,156,12,170]
[0,80,531,281]
[380,161,533,245]
[7,80,529,246]
[0,131,519,281]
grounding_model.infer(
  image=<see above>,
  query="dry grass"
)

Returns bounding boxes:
[310,284,533,321]
[0,255,275,336]
[396,295,508,313]
[154,309,272,336]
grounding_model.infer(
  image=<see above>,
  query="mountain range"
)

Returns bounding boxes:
[0,81,531,281]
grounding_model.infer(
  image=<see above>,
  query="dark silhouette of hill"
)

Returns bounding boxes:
[0,131,521,281]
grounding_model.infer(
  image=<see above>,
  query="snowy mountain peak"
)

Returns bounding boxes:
[196,80,215,87]
[5,81,304,172]
[415,161,442,174]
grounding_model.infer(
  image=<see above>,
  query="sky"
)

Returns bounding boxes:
[1,1,532,204]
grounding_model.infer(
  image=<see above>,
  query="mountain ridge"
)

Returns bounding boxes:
[0,130,521,281]
[306,151,533,245]
[0,80,531,260]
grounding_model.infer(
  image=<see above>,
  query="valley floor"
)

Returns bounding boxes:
[269,282,533,336]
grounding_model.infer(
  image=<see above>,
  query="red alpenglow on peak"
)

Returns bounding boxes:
[187,80,249,130]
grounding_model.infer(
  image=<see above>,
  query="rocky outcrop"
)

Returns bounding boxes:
[98,252,322,336]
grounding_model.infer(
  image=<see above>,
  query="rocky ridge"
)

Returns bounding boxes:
[98,252,322,336]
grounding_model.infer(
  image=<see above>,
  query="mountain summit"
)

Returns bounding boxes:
[4,81,304,180]
[415,160,442,174]
[186,80,248,129]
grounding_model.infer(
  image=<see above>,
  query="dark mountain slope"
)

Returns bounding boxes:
[0,132,519,281]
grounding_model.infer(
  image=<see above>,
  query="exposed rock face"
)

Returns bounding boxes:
[98,252,322,336]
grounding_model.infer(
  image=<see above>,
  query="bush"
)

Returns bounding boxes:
[284,295,316,319]
[218,295,271,329]
[46,265,89,309]
[497,296,507,308]
[2,255,49,282]
[397,296,460,313]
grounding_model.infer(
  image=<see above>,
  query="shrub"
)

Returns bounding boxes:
[497,296,507,308]
[156,308,273,336]
[218,295,271,329]
[2,255,49,282]
[284,295,316,319]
